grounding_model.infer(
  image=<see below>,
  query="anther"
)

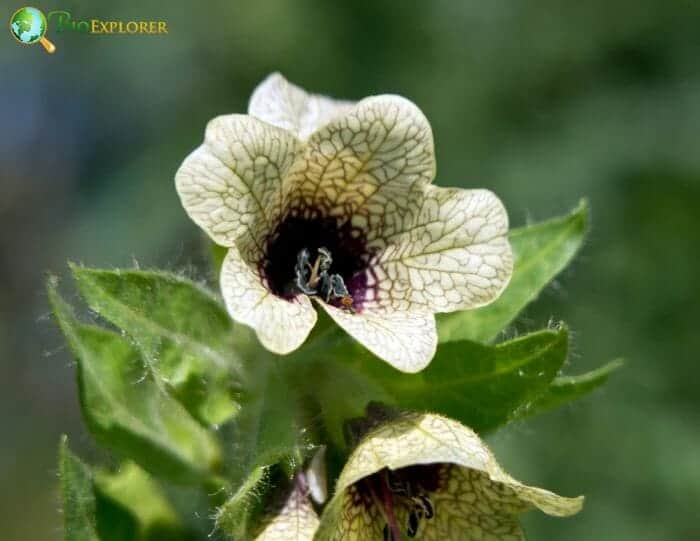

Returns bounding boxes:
[293,247,354,311]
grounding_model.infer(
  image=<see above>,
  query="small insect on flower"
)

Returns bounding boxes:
[294,247,355,312]
[340,293,355,313]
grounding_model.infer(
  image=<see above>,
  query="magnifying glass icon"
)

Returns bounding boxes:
[9,6,56,54]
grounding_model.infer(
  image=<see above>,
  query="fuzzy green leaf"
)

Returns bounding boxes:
[216,466,270,540]
[59,436,100,541]
[374,328,567,432]
[437,201,587,344]
[70,266,241,427]
[303,358,394,450]
[94,462,194,541]
[516,359,624,419]
[231,361,310,482]
[312,328,569,444]
[49,283,221,484]
[219,360,314,540]
[59,437,195,541]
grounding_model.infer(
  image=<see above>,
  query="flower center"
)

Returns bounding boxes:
[262,214,370,308]
[294,247,354,310]
[356,465,443,540]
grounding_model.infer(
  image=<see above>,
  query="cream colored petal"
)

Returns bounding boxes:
[314,494,384,541]
[363,186,512,313]
[316,466,528,541]
[175,114,300,247]
[220,246,316,354]
[317,302,437,373]
[255,483,320,541]
[285,95,435,222]
[336,413,583,516]
[249,72,355,141]
[410,466,527,540]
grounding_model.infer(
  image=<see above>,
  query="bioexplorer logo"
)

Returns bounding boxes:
[9,6,169,54]
[9,7,55,53]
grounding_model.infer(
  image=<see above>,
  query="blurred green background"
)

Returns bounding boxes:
[2,1,699,539]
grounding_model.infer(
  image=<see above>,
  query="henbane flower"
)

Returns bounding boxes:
[175,73,512,372]
[315,412,583,540]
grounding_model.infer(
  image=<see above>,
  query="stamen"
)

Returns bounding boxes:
[384,469,436,537]
[358,468,438,539]
[293,247,354,311]
[417,495,434,519]
[308,247,331,288]
[294,248,318,295]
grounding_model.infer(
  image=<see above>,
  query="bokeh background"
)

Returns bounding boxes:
[2,1,699,539]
